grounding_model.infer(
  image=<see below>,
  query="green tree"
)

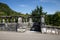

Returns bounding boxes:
[45,14,53,25]
[31,6,46,22]
[52,11,60,26]
[45,11,60,26]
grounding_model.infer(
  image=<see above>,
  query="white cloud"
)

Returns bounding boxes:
[40,0,50,2]
[40,0,60,3]
[40,0,60,5]
[19,4,27,7]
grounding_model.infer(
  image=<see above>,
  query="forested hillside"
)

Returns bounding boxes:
[0,2,24,16]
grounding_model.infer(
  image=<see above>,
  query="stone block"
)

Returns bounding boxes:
[17,28,26,32]
[46,29,51,33]
[51,30,55,34]
[41,28,46,33]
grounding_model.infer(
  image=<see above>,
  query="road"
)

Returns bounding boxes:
[0,31,60,40]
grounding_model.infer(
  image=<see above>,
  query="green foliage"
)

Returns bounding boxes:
[52,11,60,26]
[0,2,22,16]
[46,11,60,26]
[31,6,60,26]
[45,14,53,25]
[31,6,46,22]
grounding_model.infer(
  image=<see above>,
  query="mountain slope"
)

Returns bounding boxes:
[0,2,21,16]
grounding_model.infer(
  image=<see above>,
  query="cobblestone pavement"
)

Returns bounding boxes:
[0,31,60,40]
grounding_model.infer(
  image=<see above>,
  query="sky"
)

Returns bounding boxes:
[0,0,60,14]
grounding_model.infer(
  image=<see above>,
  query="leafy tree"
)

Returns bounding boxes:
[45,11,60,26]
[45,14,53,25]
[52,11,60,26]
[31,6,46,22]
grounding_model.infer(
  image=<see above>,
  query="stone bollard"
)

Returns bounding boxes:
[17,17,26,32]
[41,28,47,34]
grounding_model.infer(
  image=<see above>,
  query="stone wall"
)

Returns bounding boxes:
[0,23,29,32]
[41,27,60,34]
[0,23,17,31]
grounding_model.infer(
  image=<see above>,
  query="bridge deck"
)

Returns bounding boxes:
[0,31,60,40]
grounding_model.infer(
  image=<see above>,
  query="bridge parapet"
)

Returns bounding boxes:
[41,25,60,34]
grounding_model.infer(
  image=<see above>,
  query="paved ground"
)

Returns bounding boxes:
[0,31,60,40]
